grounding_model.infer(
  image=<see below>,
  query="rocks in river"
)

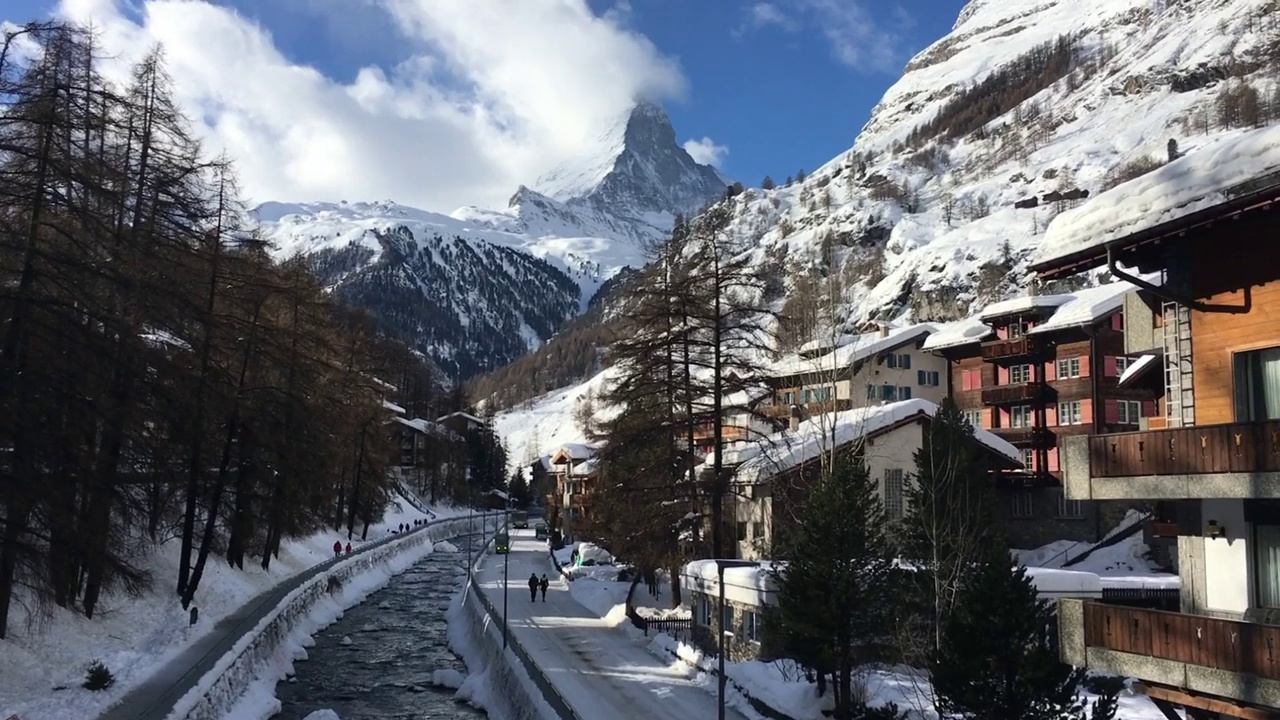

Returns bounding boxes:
[377,600,391,609]
[340,635,353,646]
[303,710,342,720]
[359,623,378,632]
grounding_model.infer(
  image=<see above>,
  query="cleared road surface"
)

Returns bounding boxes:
[475,529,750,720]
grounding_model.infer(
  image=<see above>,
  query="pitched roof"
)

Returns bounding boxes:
[1032,124,1280,276]
[920,316,995,351]
[719,398,1021,484]
[770,324,936,379]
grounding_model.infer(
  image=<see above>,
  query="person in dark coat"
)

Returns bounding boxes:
[333,540,342,558]
[528,573,539,602]
[345,543,352,554]
[539,574,549,601]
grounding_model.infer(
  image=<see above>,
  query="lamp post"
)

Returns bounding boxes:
[502,508,510,648]
[718,560,727,720]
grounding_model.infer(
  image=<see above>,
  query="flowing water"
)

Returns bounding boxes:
[274,535,487,720]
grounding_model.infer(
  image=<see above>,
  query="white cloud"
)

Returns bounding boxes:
[748,2,797,31]
[39,0,687,212]
[799,0,910,73]
[682,137,728,168]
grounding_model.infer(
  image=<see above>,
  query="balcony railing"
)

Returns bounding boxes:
[990,426,1052,446]
[1083,602,1280,680]
[980,382,1052,405]
[980,335,1045,361]
[1088,419,1280,478]
[761,398,852,418]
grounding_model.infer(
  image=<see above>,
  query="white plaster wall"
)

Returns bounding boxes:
[1202,498,1252,614]
[734,496,771,560]
[865,422,923,517]
[849,348,949,408]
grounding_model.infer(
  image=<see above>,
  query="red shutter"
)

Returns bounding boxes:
[981,409,993,430]
[997,326,1008,339]
[1143,400,1157,418]
[1029,365,1037,382]
[1079,355,1091,377]
[1111,312,1124,331]
[1048,448,1061,472]
[1081,399,1094,423]
[973,369,983,388]
[997,366,1010,385]
[1104,356,1118,377]
[1044,360,1057,381]
[1047,404,1059,426]
[1104,399,1119,424]
[961,371,972,391]
[999,408,1010,427]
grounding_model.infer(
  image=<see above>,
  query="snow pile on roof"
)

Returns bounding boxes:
[1036,124,1280,268]
[1026,280,1139,335]
[770,324,936,378]
[394,416,457,440]
[1015,512,1180,590]
[731,399,1021,484]
[382,399,406,415]
[1119,353,1159,386]
[921,316,994,350]
[980,294,1071,320]
[1022,567,1103,596]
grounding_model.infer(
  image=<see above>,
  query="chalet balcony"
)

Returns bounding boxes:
[760,398,853,419]
[1059,420,1280,501]
[990,425,1052,447]
[980,382,1053,406]
[1059,600,1280,714]
[692,423,749,442]
[980,335,1046,361]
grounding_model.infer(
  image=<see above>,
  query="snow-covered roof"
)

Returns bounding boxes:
[920,316,994,351]
[726,399,1021,484]
[573,459,600,477]
[551,443,599,464]
[382,400,406,415]
[1025,281,1141,335]
[1034,124,1280,271]
[979,294,1071,321]
[770,324,937,379]
[436,410,485,426]
[1119,353,1160,388]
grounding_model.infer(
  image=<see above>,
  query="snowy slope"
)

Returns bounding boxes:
[711,0,1280,332]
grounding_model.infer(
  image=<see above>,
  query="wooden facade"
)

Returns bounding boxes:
[1088,419,1280,478]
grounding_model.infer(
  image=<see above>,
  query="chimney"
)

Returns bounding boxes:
[789,405,801,433]
[878,322,890,338]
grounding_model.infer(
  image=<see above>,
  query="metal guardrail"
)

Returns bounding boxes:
[466,533,583,720]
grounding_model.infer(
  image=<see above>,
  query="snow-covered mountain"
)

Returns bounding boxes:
[256,102,730,380]
[493,0,1280,464]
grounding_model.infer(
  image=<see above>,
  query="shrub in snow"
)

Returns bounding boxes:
[83,660,115,691]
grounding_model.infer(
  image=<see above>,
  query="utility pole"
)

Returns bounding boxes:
[503,509,510,648]
[718,559,727,720]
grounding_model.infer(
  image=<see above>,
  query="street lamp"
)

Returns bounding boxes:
[502,508,510,648]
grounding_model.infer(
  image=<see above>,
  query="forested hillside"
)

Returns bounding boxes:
[0,22,453,637]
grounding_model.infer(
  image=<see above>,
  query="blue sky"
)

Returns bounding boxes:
[6,0,969,208]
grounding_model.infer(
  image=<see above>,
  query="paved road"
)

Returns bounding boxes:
[476,530,750,720]
[97,515,484,720]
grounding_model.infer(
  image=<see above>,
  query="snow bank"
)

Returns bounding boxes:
[1036,124,1280,269]
[434,540,460,553]
[302,711,342,720]
[1016,515,1180,590]
[162,513,499,720]
[430,668,466,689]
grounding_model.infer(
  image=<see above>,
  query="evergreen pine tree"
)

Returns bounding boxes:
[931,537,1086,720]
[762,175,776,190]
[768,455,900,720]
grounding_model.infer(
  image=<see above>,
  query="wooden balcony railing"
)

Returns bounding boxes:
[1088,419,1280,478]
[980,382,1052,405]
[760,398,853,418]
[980,335,1045,361]
[990,426,1052,446]
[1083,602,1280,680]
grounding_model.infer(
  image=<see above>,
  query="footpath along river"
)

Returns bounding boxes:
[273,534,488,720]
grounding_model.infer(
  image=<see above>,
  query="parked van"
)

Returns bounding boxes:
[494,532,510,554]
[534,522,548,540]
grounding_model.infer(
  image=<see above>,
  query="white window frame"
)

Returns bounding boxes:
[963,409,983,429]
[883,469,905,521]
[744,610,762,644]
[1057,400,1082,425]
[1117,399,1142,424]
[1010,405,1033,428]
[1010,364,1031,384]
[1020,449,1035,469]
[1115,356,1130,375]
[1057,357,1081,378]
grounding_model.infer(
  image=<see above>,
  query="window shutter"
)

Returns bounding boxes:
[1048,447,1061,472]
[1044,360,1057,381]
[1104,356,1118,377]
[903,354,912,369]
[932,371,940,386]
[997,366,1010,385]
[1111,312,1124,331]
[973,369,983,388]
[918,369,927,385]
[1079,354,1091,376]
[1104,399,1119,424]
[1047,404,1058,425]
[887,355,897,369]
[960,371,970,391]
[1143,400,1157,417]
[1081,399,1094,423]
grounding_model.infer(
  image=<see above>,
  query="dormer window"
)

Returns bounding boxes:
[1007,320,1028,338]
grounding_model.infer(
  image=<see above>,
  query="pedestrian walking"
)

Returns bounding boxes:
[345,543,352,554]
[539,574,549,601]
[332,540,342,558]
[527,573,539,602]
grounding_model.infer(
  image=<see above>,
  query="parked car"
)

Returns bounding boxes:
[534,522,548,540]
[494,531,510,554]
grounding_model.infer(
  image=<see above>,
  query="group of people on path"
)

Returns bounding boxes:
[528,573,549,601]
[332,541,352,557]
[331,518,430,558]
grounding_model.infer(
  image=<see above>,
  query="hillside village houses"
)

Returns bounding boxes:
[545,443,602,544]
[1027,124,1280,720]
